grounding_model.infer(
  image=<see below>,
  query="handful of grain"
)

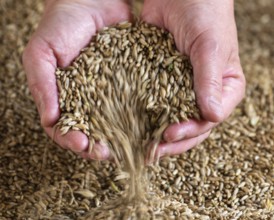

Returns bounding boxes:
[56,21,200,218]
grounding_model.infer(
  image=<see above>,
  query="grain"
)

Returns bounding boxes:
[0,0,274,220]
[55,21,201,218]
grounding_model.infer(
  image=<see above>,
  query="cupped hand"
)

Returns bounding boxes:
[142,0,246,157]
[23,0,131,160]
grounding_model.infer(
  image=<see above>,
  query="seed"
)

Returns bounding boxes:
[3,1,272,219]
[75,189,96,199]
[55,21,200,218]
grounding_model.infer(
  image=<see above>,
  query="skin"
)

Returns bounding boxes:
[142,0,245,157]
[23,0,131,160]
[23,0,245,160]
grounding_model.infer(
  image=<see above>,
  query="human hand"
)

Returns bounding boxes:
[23,0,131,160]
[141,0,246,157]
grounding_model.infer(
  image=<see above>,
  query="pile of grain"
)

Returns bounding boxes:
[0,1,273,220]
[55,21,200,219]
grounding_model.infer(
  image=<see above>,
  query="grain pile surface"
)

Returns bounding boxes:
[0,0,273,220]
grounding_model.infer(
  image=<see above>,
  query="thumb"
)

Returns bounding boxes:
[190,36,225,122]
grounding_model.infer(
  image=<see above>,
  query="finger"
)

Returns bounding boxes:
[163,119,216,142]
[158,131,211,158]
[45,126,89,152]
[221,62,246,118]
[23,39,93,154]
[79,142,110,160]
[38,0,132,67]
[45,125,110,159]
[190,35,226,123]
[23,1,132,158]
[23,0,133,126]
[163,64,244,143]
[23,38,59,127]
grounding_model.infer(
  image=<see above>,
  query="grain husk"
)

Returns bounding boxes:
[55,21,200,218]
[0,0,273,219]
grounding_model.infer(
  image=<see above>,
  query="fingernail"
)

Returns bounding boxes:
[208,96,223,118]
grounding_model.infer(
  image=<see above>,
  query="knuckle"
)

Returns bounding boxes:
[235,67,246,102]
[191,32,220,59]
[199,38,219,55]
[28,81,41,97]
[209,78,221,89]
[204,78,222,94]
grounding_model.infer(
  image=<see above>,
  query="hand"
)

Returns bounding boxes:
[142,0,246,157]
[23,0,131,160]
